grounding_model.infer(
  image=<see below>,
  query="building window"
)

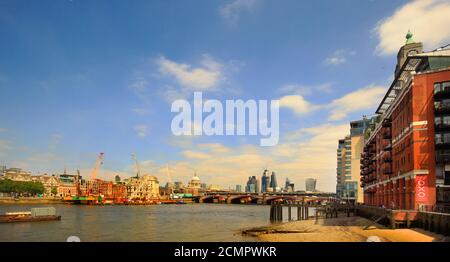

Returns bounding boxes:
[444,116,450,126]
[436,133,442,144]
[445,133,450,144]
[436,117,442,126]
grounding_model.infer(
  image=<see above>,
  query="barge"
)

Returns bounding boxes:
[0,207,61,223]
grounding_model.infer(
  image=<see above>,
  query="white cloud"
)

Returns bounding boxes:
[0,128,6,132]
[325,50,356,65]
[279,95,318,115]
[182,150,211,159]
[327,85,386,121]
[134,124,149,138]
[375,0,450,55]
[219,0,256,24]
[278,83,334,96]
[278,84,386,120]
[156,55,223,90]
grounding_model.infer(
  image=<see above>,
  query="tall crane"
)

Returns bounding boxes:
[166,164,174,197]
[131,153,141,178]
[86,152,104,198]
[91,152,105,180]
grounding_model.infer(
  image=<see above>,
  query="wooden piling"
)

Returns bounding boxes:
[288,205,292,221]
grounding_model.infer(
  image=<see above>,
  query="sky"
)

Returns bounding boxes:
[1,0,450,192]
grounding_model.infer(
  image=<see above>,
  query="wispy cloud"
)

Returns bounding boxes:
[129,76,149,99]
[278,84,386,121]
[0,139,13,157]
[324,50,356,65]
[219,0,257,25]
[326,85,386,121]
[134,124,149,138]
[156,55,223,90]
[49,133,63,148]
[375,0,450,55]
[0,128,6,132]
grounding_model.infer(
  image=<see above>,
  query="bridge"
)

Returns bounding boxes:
[195,192,337,205]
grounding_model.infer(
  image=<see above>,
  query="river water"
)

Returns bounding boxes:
[0,204,272,242]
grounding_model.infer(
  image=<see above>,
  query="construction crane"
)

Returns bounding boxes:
[91,152,105,180]
[131,153,141,178]
[86,152,104,198]
[166,164,174,198]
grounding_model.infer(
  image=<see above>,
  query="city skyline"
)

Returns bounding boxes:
[1,0,450,191]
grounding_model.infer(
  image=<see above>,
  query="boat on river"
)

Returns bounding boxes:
[0,207,61,223]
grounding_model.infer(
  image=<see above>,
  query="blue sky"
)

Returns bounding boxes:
[1,0,450,191]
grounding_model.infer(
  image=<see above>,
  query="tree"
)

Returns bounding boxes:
[0,179,45,196]
[51,187,57,196]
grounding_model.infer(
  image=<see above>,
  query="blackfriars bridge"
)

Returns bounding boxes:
[194,192,337,205]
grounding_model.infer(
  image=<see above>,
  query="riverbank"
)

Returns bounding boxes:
[243,214,448,242]
[0,197,63,204]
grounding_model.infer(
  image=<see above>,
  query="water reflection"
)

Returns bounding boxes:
[0,204,270,242]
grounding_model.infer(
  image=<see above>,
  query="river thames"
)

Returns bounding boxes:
[0,204,272,242]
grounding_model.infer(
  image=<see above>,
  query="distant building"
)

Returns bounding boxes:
[235,185,242,192]
[3,168,32,181]
[207,184,221,191]
[305,178,317,192]
[125,174,160,200]
[337,117,373,202]
[261,169,270,193]
[57,172,79,197]
[114,175,121,183]
[245,176,258,193]
[174,181,184,191]
[284,178,294,192]
[270,172,278,191]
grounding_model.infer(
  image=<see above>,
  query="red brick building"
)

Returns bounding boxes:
[361,35,450,212]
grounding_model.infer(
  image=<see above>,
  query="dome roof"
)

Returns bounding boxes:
[191,175,200,181]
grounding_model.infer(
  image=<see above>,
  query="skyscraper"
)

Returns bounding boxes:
[284,177,294,192]
[270,171,278,191]
[261,169,270,193]
[305,178,317,192]
[284,177,290,191]
[245,176,258,193]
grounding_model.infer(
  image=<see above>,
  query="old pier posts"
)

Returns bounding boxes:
[270,204,311,222]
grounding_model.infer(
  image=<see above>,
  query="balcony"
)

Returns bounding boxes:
[435,123,450,132]
[383,143,392,151]
[435,135,450,149]
[436,153,450,163]
[382,127,392,139]
[434,89,450,100]
[434,102,450,115]
[383,153,392,163]
[382,118,391,128]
